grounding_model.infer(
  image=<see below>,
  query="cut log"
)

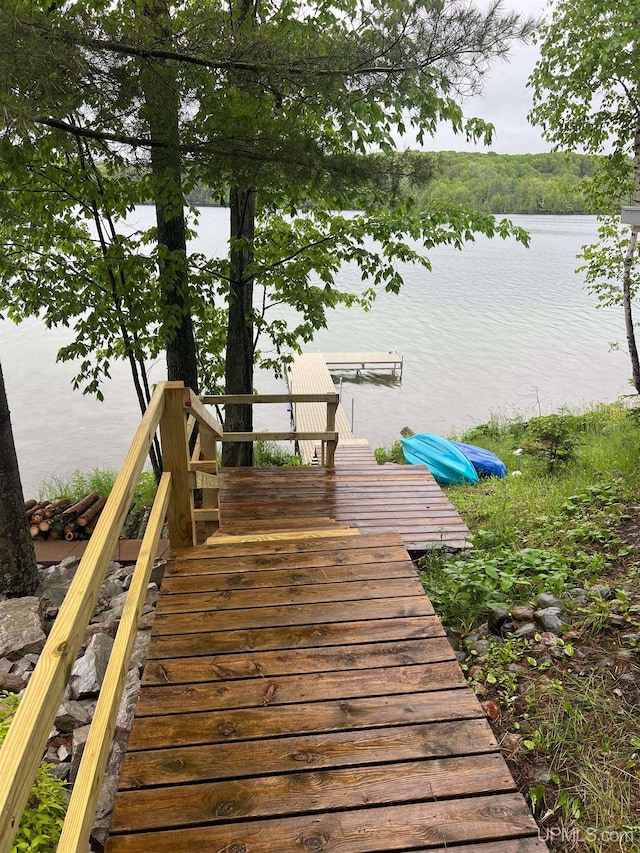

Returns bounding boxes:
[30,524,41,538]
[60,492,101,523]
[77,496,107,527]
[43,498,72,518]
[24,499,37,511]
[63,522,78,539]
[27,501,49,520]
[38,521,50,534]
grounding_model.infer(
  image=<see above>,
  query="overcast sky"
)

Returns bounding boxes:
[422,0,552,155]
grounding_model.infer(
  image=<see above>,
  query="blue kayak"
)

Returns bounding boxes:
[451,440,508,479]
[401,433,479,485]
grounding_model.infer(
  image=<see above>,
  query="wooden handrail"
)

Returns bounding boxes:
[0,380,341,853]
[56,472,172,853]
[0,382,168,853]
[201,393,339,405]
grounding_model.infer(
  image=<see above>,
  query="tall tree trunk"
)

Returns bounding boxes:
[624,123,640,394]
[140,2,199,394]
[0,359,39,597]
[223,186,257,467]
[222,0,258,467]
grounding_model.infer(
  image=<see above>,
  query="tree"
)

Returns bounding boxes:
[0,357,39,598]
[0,0,534,469]
[529,0,640,392]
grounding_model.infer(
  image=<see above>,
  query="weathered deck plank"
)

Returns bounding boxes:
[106,530,545,853]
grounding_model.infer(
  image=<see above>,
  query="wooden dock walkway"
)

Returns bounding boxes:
[106,529,546,853]
[287,353,353,462]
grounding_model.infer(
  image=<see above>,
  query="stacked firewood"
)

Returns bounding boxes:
[25,493,107,542]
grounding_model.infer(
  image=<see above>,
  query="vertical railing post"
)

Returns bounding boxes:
[159,382,195,547]
[325,395,338,467]
[200,423,219,536]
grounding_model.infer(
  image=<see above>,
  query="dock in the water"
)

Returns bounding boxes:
[287,353,354,462]
[322,350,403,377]
[287,351,402,462]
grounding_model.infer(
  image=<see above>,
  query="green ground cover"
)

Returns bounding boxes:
[377,400,640,852]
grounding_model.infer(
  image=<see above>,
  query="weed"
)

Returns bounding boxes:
[464,636,531,707]
[39,468,157,510]
[373,439,404,465]
[0,693,67,852]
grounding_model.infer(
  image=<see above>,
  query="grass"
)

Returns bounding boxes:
[379,400,640,852]
[39,468,158,510]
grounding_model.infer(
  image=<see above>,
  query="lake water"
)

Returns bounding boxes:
[0,208,631,496]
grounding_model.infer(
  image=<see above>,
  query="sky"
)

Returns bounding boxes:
[423,0,552,155]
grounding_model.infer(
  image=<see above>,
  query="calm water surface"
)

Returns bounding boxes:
[0,209,630,494]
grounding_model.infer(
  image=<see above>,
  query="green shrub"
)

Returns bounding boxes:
[0,693,67,852]
[254,440,302,466]
[521,413,580,470]
[374,439,405,465]
[419,546,577,629]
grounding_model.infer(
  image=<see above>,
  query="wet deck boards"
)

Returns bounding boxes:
[106,532,546,853]
[217,462,470,552]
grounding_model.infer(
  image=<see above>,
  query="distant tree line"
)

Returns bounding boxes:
[416,151,603,214]
[187,151,632,215]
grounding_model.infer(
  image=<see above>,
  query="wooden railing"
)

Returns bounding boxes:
[203,392,339,467]
[0,382,339,853]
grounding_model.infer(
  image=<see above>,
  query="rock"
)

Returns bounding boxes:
[0,658,12,673]
[609,614,627,629]
[531,764,553,786]
[58,744,72,762]
[130,632,151,672]
[589,584,613,601]
[100,577,125,601]
[511,604,535,622]
[55,699,92,732]
[105,561,123,577]
[70,725,92,783]
[621,633,640,645]
[534,607,566,635]
[512,622,537,638]
[11,658,35,676]
[469,639,492,658]
[0,671,28,692]
[536,593,561,609]
[506,664,528,676]
[568,587,588,605]
[501,732,524,752]
[481,700,501,722]
[0,598,46,660]
[620,672,637,683]
[70,633,114,698]
[455,651,466,664]
[150,560,167,589]
[487,606,510,635]
[116,670,141,730]
[49,763,71,781]
[138,612,155,631]
[446,634,461,651]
